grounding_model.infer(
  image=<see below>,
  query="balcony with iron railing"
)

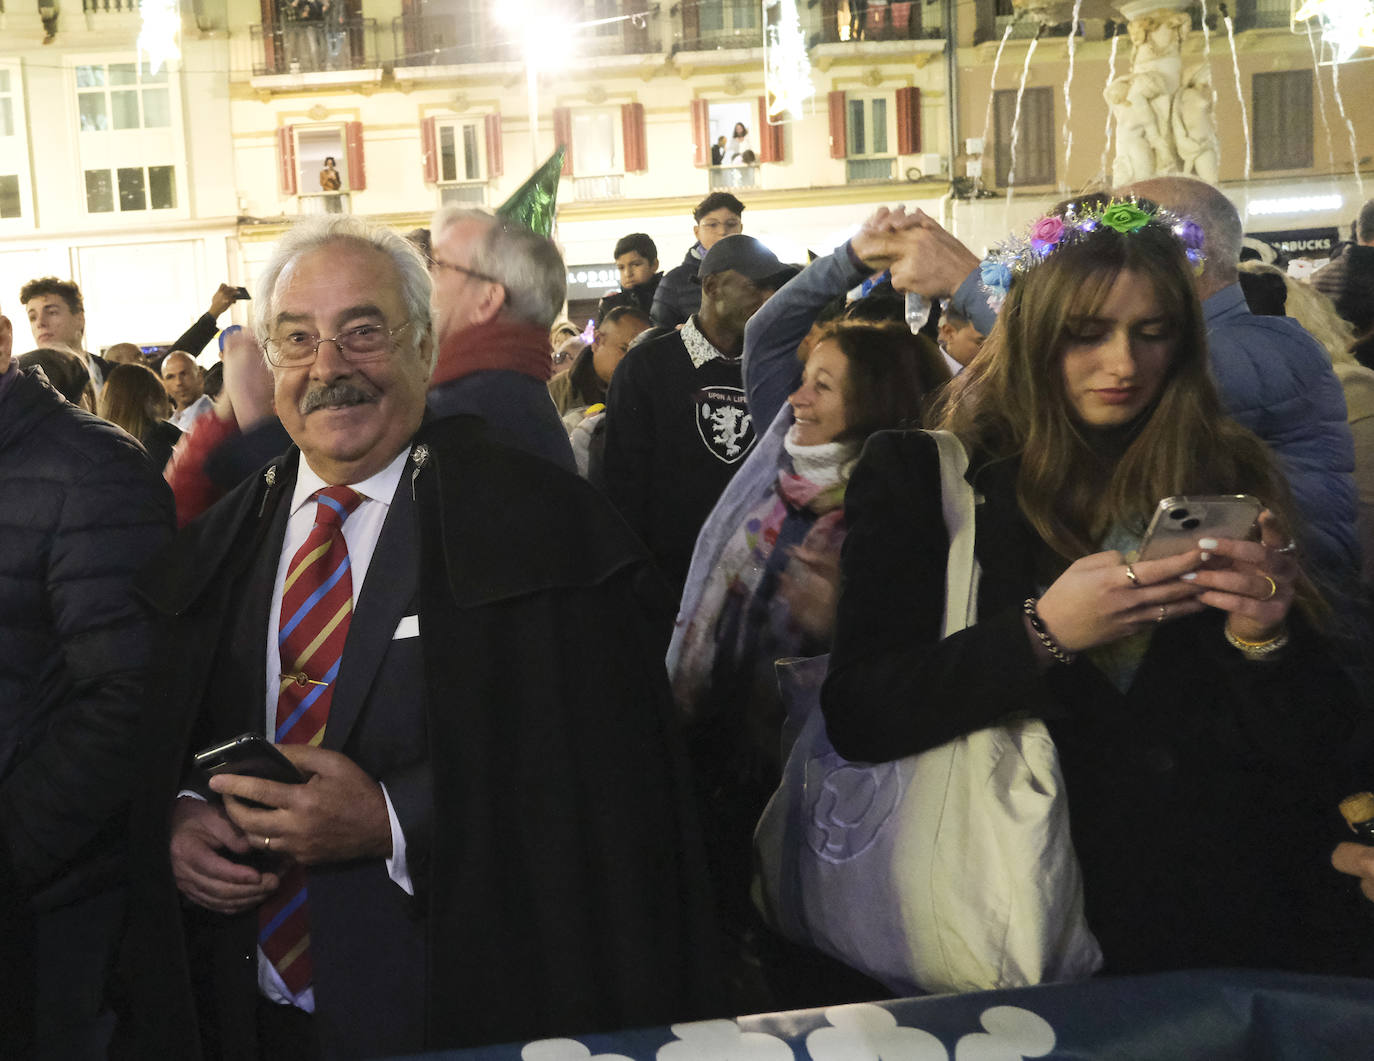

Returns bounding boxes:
[249,18,379,79]
[708,164,759,189]
[298,191,351,214]
[392,14,518,68]
[811,0,941,44]
[673,0,764,52]
[845,157,895,182]
[394,0,660,72]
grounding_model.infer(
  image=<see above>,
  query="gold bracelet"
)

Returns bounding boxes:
[1223,623,1289,658]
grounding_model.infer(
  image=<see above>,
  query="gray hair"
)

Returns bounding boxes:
[253,215,435,367]
[430,206,566,329]
[1122,176,1242,291]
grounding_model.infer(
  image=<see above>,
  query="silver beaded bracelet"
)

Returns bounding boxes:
[1023,598,1076,666]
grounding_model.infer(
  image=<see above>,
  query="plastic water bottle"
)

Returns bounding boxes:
[905,291,930,335]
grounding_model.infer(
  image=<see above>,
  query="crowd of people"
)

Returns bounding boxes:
[3,177,1374,1060]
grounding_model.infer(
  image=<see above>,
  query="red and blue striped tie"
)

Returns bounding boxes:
[259,485,362,996]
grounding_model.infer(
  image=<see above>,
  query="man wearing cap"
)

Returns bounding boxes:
[601,234,796,598]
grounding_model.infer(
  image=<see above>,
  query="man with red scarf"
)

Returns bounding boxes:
[426,207,576,472]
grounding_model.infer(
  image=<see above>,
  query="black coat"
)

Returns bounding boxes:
[823,430,1370,976]
[121,415,720,1059]
[651,246,704,329]
[0,367,174,1051]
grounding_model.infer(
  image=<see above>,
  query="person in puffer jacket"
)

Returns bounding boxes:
[0,300,174,1059]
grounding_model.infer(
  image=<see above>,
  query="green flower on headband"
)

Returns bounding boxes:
[1100,202,1154,234]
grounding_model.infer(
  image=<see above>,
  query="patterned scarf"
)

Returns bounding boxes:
[671,433,858,717]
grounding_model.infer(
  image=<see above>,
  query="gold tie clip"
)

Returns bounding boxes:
[282,671,329,688]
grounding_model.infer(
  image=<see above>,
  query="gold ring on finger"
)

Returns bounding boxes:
[1156,603,1167,623]
[262,836,271,850]
[1261,574,1278,601]
[1124,561,1140,587]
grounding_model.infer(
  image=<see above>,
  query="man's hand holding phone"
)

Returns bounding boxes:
[169,797,282,915]
[209,744,392,867]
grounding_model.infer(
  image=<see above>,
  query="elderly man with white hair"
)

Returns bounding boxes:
[127,215,718,1060]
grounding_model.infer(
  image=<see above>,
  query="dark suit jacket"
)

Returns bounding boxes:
[123,415,720,1060]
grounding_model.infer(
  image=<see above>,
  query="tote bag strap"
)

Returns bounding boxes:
[926,429,980,639]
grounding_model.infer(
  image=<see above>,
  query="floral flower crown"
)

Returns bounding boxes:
[977,198,1206,311]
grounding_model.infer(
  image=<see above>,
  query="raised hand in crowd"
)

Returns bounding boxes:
[886,209,981,299]
[209,282,241,321]
[217,324,274,429]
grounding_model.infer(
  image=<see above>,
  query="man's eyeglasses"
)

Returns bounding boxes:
[429,256,502,286]
[264,321,411,368]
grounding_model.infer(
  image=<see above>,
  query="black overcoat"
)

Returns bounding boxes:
[119,414,721,1059]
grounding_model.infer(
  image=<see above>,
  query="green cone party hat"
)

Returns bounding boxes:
[496,147,565,238]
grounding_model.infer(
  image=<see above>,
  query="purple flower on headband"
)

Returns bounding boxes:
[1174,219,1205,250]
[980,259,1013,295]
[1030,216,1065,253]
[1186,247,1206,275]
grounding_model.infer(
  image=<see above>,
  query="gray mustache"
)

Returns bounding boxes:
[299,380,378,415]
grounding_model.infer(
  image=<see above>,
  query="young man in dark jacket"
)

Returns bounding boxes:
[651,193,746,328]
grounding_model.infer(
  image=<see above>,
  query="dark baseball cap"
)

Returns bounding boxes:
[695,234,798,289]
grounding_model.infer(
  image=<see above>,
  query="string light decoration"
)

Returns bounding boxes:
[138,0,181,75]
[1294,0,1374,63]
[764,0,813,121]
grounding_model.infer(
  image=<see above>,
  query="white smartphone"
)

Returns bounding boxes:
[1136,494,1261,562]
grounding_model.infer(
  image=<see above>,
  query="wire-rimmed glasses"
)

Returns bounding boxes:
[263,321,412,368]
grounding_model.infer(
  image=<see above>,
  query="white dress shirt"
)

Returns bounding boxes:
[258,445,415,1009]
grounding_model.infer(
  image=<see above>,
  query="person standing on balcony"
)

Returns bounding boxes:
[321,0,346,68]
[711,136,727,166]
[726,123,751,165]
[651,192,746,329]
[319,156,341,192]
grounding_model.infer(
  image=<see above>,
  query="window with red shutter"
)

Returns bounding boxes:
[622,103,647,172]
[278,125,297,195]
[484,113,503,178]
[828,91,846,159]
[896,87,921,155]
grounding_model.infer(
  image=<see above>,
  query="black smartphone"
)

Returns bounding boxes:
[231,286,251,301]
[193,733,304,807]
[1136,494,1261,562]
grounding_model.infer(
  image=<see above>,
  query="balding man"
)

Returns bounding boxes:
[161,350,212,434]
[1311,198,1374,341]
[1126,177,1358,590]
[129,216,716,1059]
[425,208,575,471]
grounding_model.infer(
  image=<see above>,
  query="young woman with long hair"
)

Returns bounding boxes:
[98,361,181,470]
[821,196,1364,977]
